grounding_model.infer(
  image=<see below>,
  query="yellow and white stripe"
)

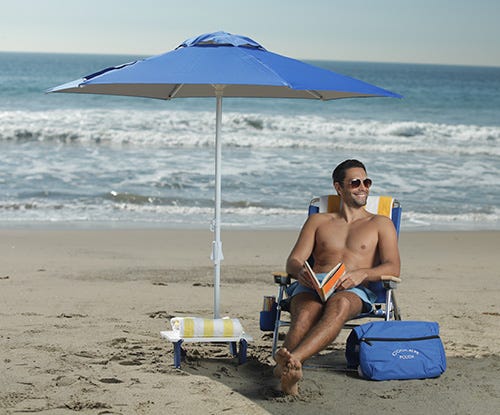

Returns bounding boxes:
[365,196,393,218]
[170,317,244,338]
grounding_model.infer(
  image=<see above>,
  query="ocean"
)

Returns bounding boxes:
[1,52,499,231]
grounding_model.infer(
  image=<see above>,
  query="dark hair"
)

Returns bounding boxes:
[332,159,367,186]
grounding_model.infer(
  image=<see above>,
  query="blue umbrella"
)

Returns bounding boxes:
[48,31,401,318]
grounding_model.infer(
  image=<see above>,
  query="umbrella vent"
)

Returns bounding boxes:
[178,31,266,50]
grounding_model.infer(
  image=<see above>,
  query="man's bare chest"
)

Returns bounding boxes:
[315,220,378,256]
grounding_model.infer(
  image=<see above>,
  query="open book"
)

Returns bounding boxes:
[304,261,346,302]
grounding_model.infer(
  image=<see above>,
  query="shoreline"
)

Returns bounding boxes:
[1,218,500,232]
[1,228,499,414]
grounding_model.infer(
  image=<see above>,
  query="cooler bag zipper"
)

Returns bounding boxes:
[360,335,440,346]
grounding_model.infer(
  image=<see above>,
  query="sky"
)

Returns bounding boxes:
[1,0,499,67]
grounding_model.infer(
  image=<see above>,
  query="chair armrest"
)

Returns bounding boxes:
[381,275,401,289]
[380,275,402,283]
[272,272,291,286]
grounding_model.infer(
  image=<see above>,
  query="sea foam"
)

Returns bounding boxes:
[1,109,498,156]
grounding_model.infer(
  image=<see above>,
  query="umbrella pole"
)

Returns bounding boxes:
[212,87,224,318]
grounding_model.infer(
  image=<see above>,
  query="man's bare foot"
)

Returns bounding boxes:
[273,347,292,378]
[275,347,291,367]
[281,355,302,396]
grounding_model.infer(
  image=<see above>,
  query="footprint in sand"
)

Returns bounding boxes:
[57,313,88,318]
[65,400,111,411]
[99,377,123,384]
[74,350,98,359]
[109,337,127,346]
[147,310,174,319]
[118,359,144,366]
[54,375,78,387]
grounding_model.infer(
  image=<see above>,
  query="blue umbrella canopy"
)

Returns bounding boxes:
[48,31,401,318]
[49,31,401,100]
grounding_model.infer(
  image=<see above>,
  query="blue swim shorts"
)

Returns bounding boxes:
[285,273,377,313]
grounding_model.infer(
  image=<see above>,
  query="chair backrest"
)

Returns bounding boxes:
[308,194,402,303]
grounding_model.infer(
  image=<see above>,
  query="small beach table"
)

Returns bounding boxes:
[160,330,253,369]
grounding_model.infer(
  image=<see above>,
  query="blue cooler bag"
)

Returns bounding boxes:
[346,321,446,381]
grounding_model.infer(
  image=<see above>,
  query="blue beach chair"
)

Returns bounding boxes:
[270,195,402,358]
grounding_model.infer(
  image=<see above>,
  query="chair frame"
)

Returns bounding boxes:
[271,195,402,358]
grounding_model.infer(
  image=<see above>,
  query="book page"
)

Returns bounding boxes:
[304,261,320,286]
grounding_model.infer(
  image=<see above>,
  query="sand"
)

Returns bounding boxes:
[1,228,499,414]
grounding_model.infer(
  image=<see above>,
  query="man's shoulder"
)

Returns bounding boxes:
[370,213,397,234]
[304,212,340,229]
[309,212,340,222]
[370,213,393,224]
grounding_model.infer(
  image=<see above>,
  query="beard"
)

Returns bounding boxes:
[350,193,368,207]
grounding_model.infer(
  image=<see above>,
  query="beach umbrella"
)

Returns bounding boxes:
[48,31,401,318]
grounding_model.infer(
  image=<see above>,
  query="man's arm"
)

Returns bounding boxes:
[338,216,401,290]
[285,214,323,284]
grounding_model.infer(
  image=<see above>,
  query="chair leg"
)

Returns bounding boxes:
[272,310,281,358]
[392,291,402,320]
[385,289,393,321]
[272,285,286,358]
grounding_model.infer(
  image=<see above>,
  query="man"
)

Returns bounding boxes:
[275,159,401,395]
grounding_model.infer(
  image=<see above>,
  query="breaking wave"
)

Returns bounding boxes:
[0,109,498,156]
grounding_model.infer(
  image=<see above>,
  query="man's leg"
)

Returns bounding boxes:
[278,291,363,395]
[283,292,323,352]
[290,291,363,363]
[274,293,322,376]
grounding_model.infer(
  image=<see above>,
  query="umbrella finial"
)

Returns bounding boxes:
[178,31,266,50]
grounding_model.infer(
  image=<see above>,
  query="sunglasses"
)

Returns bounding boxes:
[347,178,372,189]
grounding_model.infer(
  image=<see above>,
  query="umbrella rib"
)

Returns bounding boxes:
[169,84,184,98]
[241,51,293,88]
[306,90,324,100]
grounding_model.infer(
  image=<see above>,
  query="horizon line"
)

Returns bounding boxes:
[1,49,499,70]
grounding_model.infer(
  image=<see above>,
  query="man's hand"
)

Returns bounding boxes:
[337,269,368,290]
[297,266,315,288]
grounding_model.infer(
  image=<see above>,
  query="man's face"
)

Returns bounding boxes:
[338,167,371,207]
